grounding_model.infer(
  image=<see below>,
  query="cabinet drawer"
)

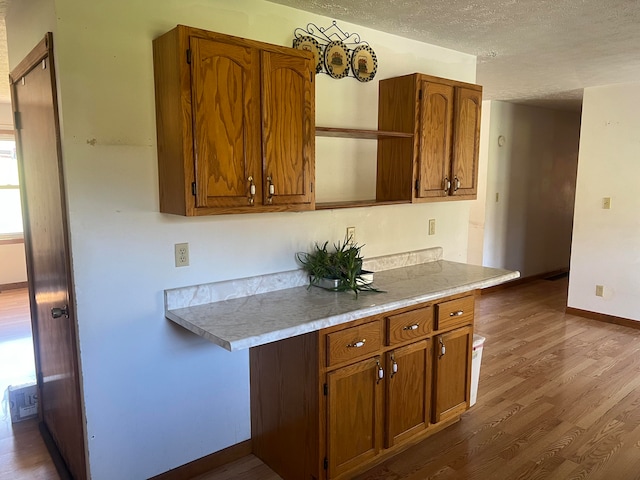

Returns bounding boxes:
[386,306,433,345]
[435,296,474,330]
[327,321,382,367]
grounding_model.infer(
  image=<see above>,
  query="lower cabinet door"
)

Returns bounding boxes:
[433,326,472,423]
[327,356,383,479]
[385,339,432,447]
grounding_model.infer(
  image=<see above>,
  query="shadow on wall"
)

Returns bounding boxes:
[485,102,581,277]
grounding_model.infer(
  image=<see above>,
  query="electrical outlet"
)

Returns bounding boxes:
[602,197,611,209]
[595,285,604,297]
[174,243,190,267]
[428,219,436,236]
[346,227,356,245]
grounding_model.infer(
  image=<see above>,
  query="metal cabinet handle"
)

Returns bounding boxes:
[450,310,464,317]
[390,354,398,378]
[376,359,384,384]
[439,338,446,358]
[443,177,451,193]
[247,176,256,205]
[403,323,419,331]
[454,176,461,191]
[266,176,275,204]
[347,339,366,348]
[51,305,69,319]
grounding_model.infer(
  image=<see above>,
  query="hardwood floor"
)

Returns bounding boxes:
[5,279,640,479]
[0,288,58,479]
[199,277,640,480]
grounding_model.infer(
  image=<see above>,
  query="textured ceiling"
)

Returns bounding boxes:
[268,0,640,110]
[1,1,638,110]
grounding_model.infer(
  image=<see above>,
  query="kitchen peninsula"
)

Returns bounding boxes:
[165,248,518,480]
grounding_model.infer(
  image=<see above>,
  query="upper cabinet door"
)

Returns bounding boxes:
[261,50,315,207]
[451,87,481,197]
[190,37,261,208]
[417,81,454,198]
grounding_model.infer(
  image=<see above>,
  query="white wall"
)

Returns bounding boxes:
[0,100,26,286]
[568,83,640,321]
[482,101,580,277]
[7,1,478,478]
[0,242,27,285]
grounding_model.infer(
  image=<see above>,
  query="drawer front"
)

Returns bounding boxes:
[386,306,433,345]
[327,321,382,367]
[435,295,474,330]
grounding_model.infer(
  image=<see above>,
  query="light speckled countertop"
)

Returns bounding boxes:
[165,253,518,351]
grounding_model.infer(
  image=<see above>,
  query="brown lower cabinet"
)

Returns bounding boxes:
[250,292,475,480]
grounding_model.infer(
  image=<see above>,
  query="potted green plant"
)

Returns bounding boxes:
[296,239,381,296]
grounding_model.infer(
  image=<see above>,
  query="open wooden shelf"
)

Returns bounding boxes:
[315,199,410,210]
[315,126,413,139]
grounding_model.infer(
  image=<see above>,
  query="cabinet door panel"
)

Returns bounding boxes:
[262,51,314,207]
[418,81,453,198]
[190,37,261,208]
[433,326,472,423]
[451,87,481,197]
[386,340,432,447]
[327,356,383,478]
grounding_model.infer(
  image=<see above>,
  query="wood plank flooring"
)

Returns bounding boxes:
[4,279,640,479]
[0,288,58,479]
[198,277,640,480]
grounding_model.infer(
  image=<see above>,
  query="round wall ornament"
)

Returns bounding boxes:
[323,40,350,79]
[351,45,377,82]
[293,36,323,73]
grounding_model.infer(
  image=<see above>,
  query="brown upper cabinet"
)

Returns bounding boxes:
[153,26,315,215]
[377,73,482,202]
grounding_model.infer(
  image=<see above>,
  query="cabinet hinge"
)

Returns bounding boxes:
[311,182,314,193]
[323,383,328,395]
[323,457,328,470]
[415,179,420,192]
[186,49,192,64]
[419,89,423,100]
[191,182,197,196]
[13,111,21,130]
[310,71,313,83]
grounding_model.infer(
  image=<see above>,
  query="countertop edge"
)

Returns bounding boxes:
[221,269,520,351]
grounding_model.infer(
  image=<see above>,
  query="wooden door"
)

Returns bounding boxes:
[432,326,472,423]
[261,50,314,208]
[11,34,86,479]
[190,37,261,208]
[385,339,432,447]
[451,87,482,197]
[417,80,453,198]
[327,356,383,479]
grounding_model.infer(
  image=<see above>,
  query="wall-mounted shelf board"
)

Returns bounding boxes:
[316,199,411,210]
[315,126,413,139]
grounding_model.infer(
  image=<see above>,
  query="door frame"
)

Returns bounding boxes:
[10,32,87,480]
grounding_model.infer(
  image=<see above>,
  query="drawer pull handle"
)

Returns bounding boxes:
[450,310,464,317]
[347,339,366,348]
[376,359,384,384]
[390,354,398,378]
[403,323,419,331]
